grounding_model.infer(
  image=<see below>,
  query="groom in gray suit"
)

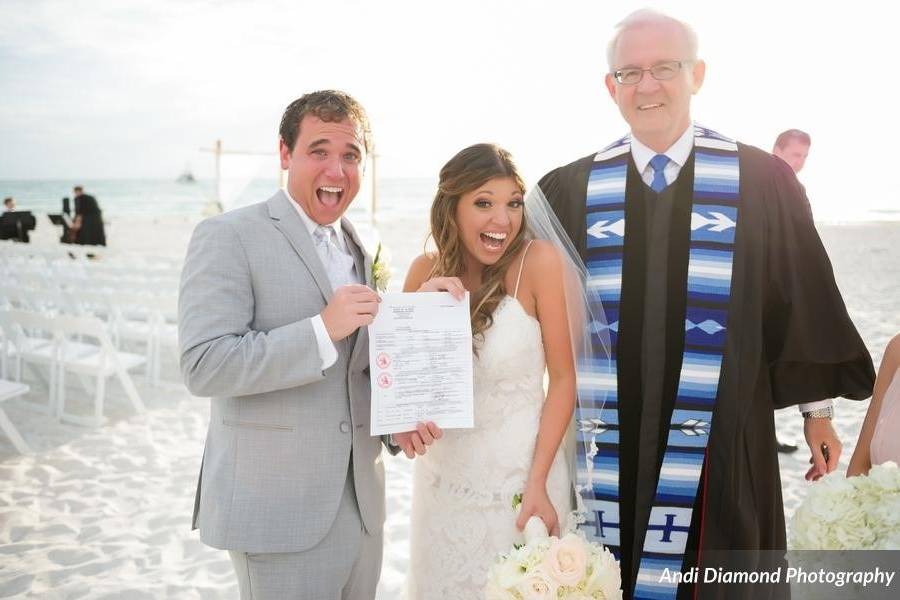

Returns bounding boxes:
[179,90,405,599]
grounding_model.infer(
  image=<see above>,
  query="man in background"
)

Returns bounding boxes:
[71,186,106,246]
[773,128,810,174]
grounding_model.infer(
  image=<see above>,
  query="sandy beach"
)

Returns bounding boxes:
[1,215,897,599]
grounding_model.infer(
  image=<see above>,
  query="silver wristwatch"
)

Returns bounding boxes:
[802,406,834,419]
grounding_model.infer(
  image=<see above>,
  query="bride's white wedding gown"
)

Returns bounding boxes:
[407,253,572,599]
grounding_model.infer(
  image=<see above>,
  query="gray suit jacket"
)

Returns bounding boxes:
[179,191,385,553]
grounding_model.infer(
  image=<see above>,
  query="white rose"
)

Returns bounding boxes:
[517,568,558,600]
[494,559,527,590]
[523,516,549,543]
[584,546,623,599]
[485,578,519,600]
[542,533,588,587]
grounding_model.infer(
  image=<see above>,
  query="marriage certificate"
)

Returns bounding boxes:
[368,292,474,435]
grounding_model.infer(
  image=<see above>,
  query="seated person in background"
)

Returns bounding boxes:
[847,334,900,476]
[0,199,36,243]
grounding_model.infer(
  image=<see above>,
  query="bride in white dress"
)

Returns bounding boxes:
[397,144,581,599]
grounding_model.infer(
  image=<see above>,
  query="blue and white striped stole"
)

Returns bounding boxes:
[575,125,740,600]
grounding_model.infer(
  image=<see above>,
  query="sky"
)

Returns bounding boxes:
[1,0,898,218]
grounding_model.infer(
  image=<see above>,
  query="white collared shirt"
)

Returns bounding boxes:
[628,125,832,415]
[285,189,348,253]
[630,124,695,189]
[283,189,340,371]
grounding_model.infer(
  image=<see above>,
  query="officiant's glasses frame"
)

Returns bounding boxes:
[612,60,694,85]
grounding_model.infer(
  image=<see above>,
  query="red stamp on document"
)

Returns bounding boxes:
[376,352,392,369]
[377,373,393,389]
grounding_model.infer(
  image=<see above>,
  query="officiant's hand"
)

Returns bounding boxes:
[393,421,443,459]
[516,483,560,537]
[417,276,466,301]
[804,418,842,481]
[322,284,381,341]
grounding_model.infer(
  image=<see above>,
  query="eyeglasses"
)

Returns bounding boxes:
[612,60,692,85]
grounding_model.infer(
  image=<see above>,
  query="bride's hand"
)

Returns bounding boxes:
[392,421,443,458]
[515,484,560,537]
[417,276,466,301]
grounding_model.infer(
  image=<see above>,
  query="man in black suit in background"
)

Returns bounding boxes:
[71,186,106,246]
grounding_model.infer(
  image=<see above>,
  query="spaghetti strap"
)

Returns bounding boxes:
[513,240,535,300]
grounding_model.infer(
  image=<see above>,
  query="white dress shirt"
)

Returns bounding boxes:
[629,125,832,415]
[285,190,346,371]
[630,124,695,189]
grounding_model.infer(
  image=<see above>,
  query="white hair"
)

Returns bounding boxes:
[605,8,699,71]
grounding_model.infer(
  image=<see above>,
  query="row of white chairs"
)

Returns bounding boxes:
[1,262,181,295]
[1,240,184,269]
[0,241,108,262]
[0,284,178,386]
[1,259,182,278]
[0,309,147,428]
[7,274,179,297]
[3,276,179,299]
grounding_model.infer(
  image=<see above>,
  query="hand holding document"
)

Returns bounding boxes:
[368,292,474,435]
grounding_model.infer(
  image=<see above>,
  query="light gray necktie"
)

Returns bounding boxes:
[313,224,357,289]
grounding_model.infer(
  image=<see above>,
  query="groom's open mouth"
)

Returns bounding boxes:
[479,231,508,252]
[637,102,664,111]
[316,186,344,208]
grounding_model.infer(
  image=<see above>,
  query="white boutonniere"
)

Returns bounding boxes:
[371,243,391,292]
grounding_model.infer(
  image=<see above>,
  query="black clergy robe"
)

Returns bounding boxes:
[538,143,876,600]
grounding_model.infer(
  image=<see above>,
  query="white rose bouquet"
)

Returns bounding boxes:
[485,495,622,599]
[790,461,900,550]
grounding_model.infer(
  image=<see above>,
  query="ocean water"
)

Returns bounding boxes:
[0,177,437,222]
[1,177,897,224]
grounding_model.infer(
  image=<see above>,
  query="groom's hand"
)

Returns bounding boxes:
[393,421,443,458]
[322,284,381,341]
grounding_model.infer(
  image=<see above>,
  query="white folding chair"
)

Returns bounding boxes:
[54,314,146,427]
[0,309,61,414]
[107,293,156,379]
[0,378,32,454]
[121,292,178,385]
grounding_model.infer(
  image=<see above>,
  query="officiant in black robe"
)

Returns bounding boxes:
[539,10,875,600]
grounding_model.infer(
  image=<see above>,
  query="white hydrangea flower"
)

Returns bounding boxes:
[791,462,900,550]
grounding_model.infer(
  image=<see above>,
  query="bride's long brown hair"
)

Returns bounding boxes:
[427,143,528,346]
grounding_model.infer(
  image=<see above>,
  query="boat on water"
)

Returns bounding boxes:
[176,167,196,183]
